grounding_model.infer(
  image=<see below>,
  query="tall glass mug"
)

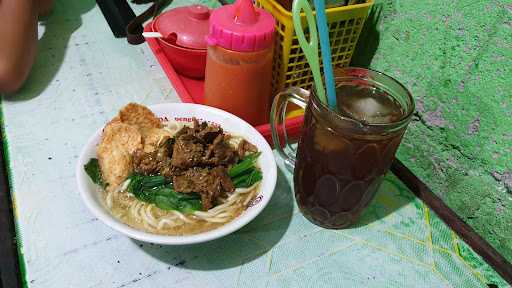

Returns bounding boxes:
[271,68,415,229]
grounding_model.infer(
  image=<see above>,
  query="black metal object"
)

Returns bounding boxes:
[391,159,512,285]
[125,0,165,45]
[0,137,21,288]
[96,0,139,38]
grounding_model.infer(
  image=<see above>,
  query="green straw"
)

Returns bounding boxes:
[292,0,328,105]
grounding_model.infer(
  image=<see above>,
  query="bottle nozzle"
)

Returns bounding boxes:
[234,0,257,25]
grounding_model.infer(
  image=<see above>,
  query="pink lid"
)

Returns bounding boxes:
[154,5,211,49]
[207,0,275,52]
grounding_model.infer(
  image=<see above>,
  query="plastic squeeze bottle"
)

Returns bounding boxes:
[204,0,276,126]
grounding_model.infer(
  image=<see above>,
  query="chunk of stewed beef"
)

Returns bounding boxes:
[171,134,205,169]
[237,139,258,159]
[133,138,174,175]
[204,134,238,166]
[198,124,223,144]
[172,166,234,210]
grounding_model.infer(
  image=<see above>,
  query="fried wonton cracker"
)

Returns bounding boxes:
[119,103,161,130]
[97,121,142,191]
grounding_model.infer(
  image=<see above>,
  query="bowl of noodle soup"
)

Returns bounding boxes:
[76,103,277,245]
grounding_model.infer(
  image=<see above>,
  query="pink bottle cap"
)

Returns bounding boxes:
[207,0,276,52]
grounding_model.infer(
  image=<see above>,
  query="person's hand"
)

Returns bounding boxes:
[37,0,53,17]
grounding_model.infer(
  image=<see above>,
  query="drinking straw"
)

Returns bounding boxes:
[292,0,327,105]
[313,0,337,109]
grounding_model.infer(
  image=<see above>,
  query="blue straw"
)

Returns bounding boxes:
[313,0,336,109]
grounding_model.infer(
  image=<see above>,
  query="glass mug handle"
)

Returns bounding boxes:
[270,87,310,171]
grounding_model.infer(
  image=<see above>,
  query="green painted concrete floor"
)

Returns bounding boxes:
[351,0,512,263]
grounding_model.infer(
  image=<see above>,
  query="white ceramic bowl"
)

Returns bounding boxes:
[76,103,277,245]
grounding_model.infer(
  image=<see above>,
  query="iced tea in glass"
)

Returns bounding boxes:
[271,68,415,228]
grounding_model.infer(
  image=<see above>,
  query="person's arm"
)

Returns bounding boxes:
[0,0,39,93]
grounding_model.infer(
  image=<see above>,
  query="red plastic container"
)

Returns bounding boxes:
[151,5,211,79]
[157,42,206,79]
[144,22,304,146]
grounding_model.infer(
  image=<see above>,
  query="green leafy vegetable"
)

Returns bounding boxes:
[126,173,201,213]
[229,152,263,188]
[154,194,202,214]
[232,169,263,188]
[228,152,261,178]
[141,175,169,189]
[154,195,178,211]
[84,158,105,187]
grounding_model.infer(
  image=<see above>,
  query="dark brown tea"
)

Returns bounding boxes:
[294,84,408,228]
